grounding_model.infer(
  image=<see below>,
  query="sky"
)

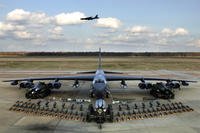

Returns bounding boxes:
[0,0,200,52]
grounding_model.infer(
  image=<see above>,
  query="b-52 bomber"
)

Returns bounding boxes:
[3,48,196,100]
[3,48,197,124]
[80,14,99,20]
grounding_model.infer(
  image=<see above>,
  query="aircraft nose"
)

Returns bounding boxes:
[94,83,106,91]
[93,83,106,98]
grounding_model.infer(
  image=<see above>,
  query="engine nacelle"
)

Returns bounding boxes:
[166,82,174,88]
[19,81,33,88]
[19,82,26,88]
[138,82,146,89]
[146,83,153,89]
[182,81,189,86]
[138,82,152,89]
[166,82,180,89]
[25,82,34,88]
[11,80,18,85]
[47,82,53,89]
[47,82,61,89]
[173,83,180,89]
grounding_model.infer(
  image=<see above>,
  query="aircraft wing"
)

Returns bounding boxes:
[3,75,95,82]
[105,75,197,83]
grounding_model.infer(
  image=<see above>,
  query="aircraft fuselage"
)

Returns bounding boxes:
[91,69,108,99]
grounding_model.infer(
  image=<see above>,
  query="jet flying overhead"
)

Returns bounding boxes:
[80,14,99,20]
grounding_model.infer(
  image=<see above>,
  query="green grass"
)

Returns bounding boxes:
[0,56,199,71]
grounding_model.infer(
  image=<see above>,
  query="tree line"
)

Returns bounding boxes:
[0,52,200,57]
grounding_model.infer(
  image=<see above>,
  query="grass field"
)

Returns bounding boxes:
[0,56,199,71]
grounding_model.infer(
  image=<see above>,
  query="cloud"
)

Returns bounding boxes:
[7,9,52,25]
[95,17,121,29]
[0,21,45,42]
[13,31,31,39]
[7,9,30,21]
[49,26,63,35]
[100,25,191,48]
[0,31,5,37]
[1,9,90,44]
[190,39,200,47]
[161,28,188,36]
[128,26,150,33]
[6,9,88,26]
[0,9,199,52]
[48,26,65,41]
[54,12,85,25]
[0,22,25,31]
[174,28,188,36]
[161,28,174,36]
[0,21,27,39]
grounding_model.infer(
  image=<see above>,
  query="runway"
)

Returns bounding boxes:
[0,70,200,133]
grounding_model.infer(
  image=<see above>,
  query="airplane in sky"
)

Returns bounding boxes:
[80,14,99,20]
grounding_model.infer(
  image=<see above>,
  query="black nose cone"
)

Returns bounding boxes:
[93,83,106,98]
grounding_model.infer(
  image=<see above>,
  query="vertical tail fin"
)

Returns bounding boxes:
[98,48,102,69]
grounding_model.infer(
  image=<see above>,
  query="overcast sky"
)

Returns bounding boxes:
[0,0,200,52]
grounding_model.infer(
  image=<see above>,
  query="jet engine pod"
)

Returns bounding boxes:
[19,81,33,88]
[138,82,146,89]
[47,82,53,89]
[47,81,61,89]
[53,82,61,89]
[25,81,34,88]
[166,81,176,88]
[173,83,180,89]
[11,80,18,85]
[182,81,189,86]
[146,83,153,89]
[138,82,153,89]
[19,82,26,88]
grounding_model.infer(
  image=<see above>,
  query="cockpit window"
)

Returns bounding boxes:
[95,79,104,83]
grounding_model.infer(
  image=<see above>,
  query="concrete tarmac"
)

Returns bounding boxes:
[0,70,200,133]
